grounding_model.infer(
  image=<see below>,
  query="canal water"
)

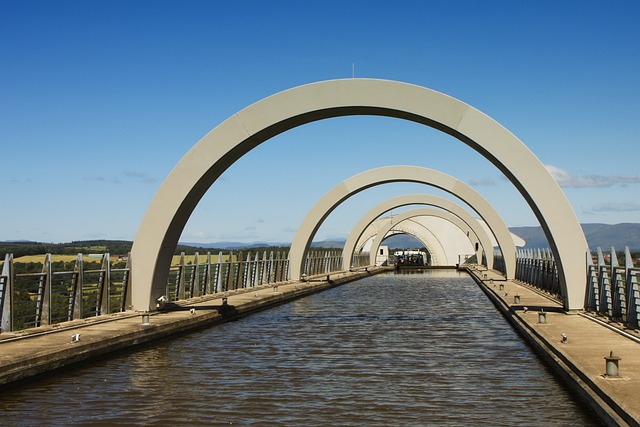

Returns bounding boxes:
[1,270,602,426]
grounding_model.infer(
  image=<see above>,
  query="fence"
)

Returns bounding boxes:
[0,253,130,333]
[515,248,561,300]
[585,246,640,329]
[349,252,373,269]
[165,250,290,301]
[0,248,364,333]
[302,250,343,277]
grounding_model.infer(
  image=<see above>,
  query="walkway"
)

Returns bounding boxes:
[467,267,640,427]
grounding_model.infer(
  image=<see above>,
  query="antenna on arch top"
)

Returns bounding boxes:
[352,63,355,78]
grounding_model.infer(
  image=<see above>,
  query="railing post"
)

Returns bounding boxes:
[70,253,83,320]
[244,252,252,288]
[284,252,291,281]
[204,252,211,295]
[610,247,625,320]
[38,254,52,326]
[214,251,223,293]
[585,251,599,311]
[226,251,234,291]
[597,247,612,317]
[98,253,111,315]
[252,252,259,287]
[625,246,639,328]
[177,252,186,300]
[236,251,244,289]
[122,253,131,311]
[1,253,13,332]
[191,252,200,298]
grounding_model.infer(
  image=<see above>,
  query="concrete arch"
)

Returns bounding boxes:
[371,224,448,266]
[360,216,482,267]
[343,194,496,271]
[289,166,516,280]
[368,209,482,267]
[358,220,451,267]
[131,78,587,311]
[357,217,482,266]
[357,225,447,266]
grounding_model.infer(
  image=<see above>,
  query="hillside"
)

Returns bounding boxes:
[2,223,640,258]
[509,223,640,251]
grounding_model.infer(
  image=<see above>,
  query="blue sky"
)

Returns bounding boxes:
[1,0,639,244]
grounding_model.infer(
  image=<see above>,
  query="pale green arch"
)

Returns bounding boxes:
[343,194,497,270]
[289,166,516,281]
[368,208,485,267]
[131,78,587,311]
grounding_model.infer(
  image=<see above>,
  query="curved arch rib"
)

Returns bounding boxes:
[131,78,587,311]
[343,194,497,271]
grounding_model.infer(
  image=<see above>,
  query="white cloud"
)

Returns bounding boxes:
[83,176,121,184]
[123,171,157,184]
[591,202,640,212]
[545,164,640,188]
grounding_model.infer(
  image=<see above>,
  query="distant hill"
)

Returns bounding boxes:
[3,223,639,258]
[509,223,640,251]
[179,241,287,250]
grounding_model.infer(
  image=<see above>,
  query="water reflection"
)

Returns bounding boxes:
[0,270,602,426]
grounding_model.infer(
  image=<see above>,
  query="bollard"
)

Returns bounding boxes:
[71,333,81,343]
[489,279,494,285]
[141,313,150,325]
[483,273,487,279]
[514,295,521,304]
[561,333,567,343]
[222,292,228,305]
[499,284,504,291]
[605,351,621,377]
[538,310,547,324]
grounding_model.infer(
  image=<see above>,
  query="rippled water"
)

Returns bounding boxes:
[1,270,602,426]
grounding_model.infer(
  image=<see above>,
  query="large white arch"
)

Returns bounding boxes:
[370,223,449,266]
[360,216,483,266]
[368,209,482,267]
[357,217,483,266]
[131,78,587,311]
[342,194,497,271]
[357,219,460,267]
[289,166,517,281]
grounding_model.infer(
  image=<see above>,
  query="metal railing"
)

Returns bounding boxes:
[349,252,372,269]
[0,248,365,332]
[165,250,290,301]
[515,248,561,300]
[1,253,130,332]
[585,246,640,328]
[302,250,343,277]
[493,248,505,275]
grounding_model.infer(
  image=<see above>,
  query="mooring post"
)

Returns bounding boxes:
[605,351,621,377]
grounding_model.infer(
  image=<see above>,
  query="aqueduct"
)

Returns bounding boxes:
[130,78,588,311]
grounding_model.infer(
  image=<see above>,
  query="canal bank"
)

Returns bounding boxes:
[465,266,640,427]
[0,268,386,390]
